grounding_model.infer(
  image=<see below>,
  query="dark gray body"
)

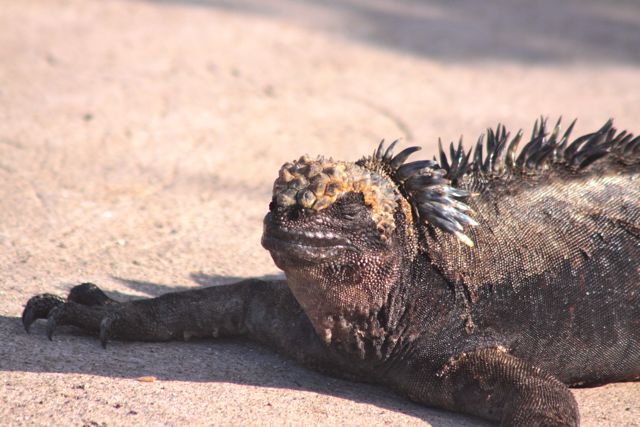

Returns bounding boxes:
[419,163,640,386]
[22,119,640,426]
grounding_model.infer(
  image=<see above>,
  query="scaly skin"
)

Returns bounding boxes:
[23,119,640,426]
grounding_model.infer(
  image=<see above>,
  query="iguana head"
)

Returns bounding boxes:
[261,141,476,347]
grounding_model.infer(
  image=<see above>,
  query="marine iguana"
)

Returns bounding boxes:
[23,118,640,426]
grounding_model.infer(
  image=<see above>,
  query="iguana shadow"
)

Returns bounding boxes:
[0,273,489,427]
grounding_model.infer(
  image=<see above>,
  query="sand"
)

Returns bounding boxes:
[1,0,638,425]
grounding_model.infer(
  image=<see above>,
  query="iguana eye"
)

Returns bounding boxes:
[333,193,366,221]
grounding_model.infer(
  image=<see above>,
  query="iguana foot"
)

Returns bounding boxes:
[22,293,65,333]
[23,283,125,347]
[503,391,579,427]
[447,348,579,426]
[22,281,264,348]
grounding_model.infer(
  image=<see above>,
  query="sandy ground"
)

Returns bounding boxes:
[1,0,639,425]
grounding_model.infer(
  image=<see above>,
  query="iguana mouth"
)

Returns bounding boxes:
[261,218,356,262]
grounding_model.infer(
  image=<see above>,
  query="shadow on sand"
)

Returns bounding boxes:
[0,273,490,427]
[150,0,640,64]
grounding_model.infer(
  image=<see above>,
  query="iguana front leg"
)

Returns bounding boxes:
[23,281,253,345]
[22,280,346,375]
[397,347,579,426]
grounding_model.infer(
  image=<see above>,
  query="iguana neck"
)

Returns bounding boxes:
[283,254,404,360]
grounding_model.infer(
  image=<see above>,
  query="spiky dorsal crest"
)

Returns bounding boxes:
[357,118,639,247]
[357,140,478,247]
[438,118,640,184]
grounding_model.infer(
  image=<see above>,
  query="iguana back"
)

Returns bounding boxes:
[424,141,640,385]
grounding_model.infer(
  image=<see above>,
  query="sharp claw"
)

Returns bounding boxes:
[100,316,113,349]
[22,307,35,334]
[46,314,57,341]
[46,305,65,341]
